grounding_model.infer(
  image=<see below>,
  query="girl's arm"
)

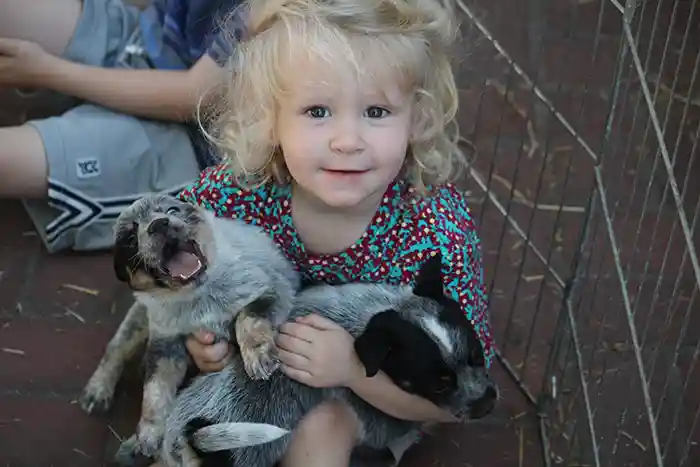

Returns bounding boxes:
[347,370,457,423]
[39,53,225,122]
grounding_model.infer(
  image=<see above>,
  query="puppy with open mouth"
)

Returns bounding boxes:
[78,193,300,466]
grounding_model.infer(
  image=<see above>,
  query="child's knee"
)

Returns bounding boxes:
[296,400,360,444]
[0,125,49,198]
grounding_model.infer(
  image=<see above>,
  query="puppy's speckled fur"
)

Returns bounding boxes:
[161,254,498,467]
[78,194,300,465]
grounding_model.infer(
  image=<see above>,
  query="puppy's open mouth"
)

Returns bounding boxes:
[162,239,207,283]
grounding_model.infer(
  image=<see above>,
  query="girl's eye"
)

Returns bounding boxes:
[166,207,180,215]
[365,106,390,119]
[305,106,330,119]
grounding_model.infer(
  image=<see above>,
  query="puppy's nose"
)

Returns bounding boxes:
[469,386,497,420]
[148,218,170,235]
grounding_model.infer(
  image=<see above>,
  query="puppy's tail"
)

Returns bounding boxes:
[186,417,290,453]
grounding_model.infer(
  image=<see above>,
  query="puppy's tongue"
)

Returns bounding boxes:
[166,251,201,278]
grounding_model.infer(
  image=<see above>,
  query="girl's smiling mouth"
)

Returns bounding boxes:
[322,169,370,175]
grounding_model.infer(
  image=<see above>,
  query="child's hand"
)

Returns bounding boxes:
[185,331,233,373]
[0,38,52,88]
[276,314,365,388]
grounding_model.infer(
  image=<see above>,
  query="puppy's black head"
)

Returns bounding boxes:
[413,252,486,368]
[354,309,458,405]
[354,252,459,403]
[356,251,497,418]
[113,194,210,291]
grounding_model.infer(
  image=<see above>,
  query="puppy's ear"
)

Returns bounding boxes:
[438,301,470,329]
[413,252,444,301]
[354,310,397,377]
[113,226,138,284]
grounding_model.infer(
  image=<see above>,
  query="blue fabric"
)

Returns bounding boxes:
[139,0,243,69]
[136,0,246,169]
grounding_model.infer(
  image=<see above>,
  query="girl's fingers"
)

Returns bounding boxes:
[186,334,232,373]
[280,364,315,386]
[278,322,317,343]
[276,331,314,355]
[276,348,311,371]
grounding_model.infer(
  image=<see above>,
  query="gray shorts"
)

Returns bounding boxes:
[22,0,201,253]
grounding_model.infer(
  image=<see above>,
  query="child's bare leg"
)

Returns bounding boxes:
[0,0,82,57]
[0,0,84,199]
[281,400,360,467]
[0,126,49,198]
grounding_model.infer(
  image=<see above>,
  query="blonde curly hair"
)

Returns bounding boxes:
[201,0,466,193]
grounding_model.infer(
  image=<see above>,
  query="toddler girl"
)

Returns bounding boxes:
[179,0,495,465]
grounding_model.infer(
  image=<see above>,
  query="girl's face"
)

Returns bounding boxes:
[275,55,414,211]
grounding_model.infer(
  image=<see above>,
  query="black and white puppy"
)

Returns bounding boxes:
[160,253,498,467]
[78,194,300,465]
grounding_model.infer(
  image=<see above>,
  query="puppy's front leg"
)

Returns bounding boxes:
[235,304,279,380]
[116,337,189,463]
[80,301,149,414]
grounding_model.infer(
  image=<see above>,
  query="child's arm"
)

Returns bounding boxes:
[0,37,224,122]
[39,53,224,122]
[347,371,457,423]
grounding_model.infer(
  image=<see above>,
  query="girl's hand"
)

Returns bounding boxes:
[185,331,233,373]
[276,314,365,388]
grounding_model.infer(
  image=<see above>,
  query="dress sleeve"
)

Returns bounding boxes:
[434,188,494,368]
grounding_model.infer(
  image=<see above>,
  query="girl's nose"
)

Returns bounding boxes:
[329,118,365,154]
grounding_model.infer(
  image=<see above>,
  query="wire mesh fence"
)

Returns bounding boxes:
[454,0,700,465]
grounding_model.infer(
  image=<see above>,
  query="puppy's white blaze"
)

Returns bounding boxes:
[193,423,290,451]
[420,316,454,355]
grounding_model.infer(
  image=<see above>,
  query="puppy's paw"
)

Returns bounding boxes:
[136,419,164,457]
[236,313,280,381]
[113,435,150,466]
[79,378,115,414]
[240,334,280,380]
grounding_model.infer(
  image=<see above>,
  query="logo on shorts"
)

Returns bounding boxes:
[76,158,101,179]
